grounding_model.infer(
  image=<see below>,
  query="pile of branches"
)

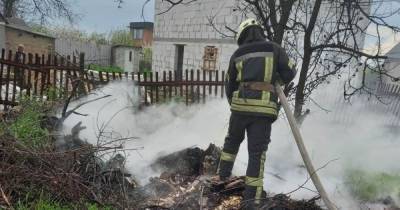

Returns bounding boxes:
[0,128,139,209]
[142,144,323,210]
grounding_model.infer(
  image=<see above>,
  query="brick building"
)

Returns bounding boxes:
[130,22,154,48]
[0,17,55,55]
[152,0,241,73]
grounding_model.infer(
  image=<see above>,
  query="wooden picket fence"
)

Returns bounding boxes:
[86,69,226,105]
[137,69,226,105]
[0,49,90,111]
[0,47,225,111]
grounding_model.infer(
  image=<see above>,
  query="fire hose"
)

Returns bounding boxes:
[275,84,338,210]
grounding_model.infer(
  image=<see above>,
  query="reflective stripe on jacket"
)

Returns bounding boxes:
[226,41,296,119]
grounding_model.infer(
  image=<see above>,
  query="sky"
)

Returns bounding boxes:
[72,0,154,33]
[72,0,400,53]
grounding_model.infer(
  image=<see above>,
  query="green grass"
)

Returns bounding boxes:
[46,86,65,101]
[14,193,114,210]
[345,169,400,202]
[88,64,124,73]
[9,99,49,148]
[16,199,113,210]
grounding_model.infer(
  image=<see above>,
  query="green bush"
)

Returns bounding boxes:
[139,60,152,72]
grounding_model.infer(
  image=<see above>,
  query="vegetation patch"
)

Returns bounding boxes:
[9,99,50,148]
[88,64,124,73]
[346,169,400,204]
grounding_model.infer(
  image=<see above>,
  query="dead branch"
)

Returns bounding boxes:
[0,183,11,208]
[285,158,339,195]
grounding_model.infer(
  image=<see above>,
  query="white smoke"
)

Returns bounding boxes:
[61,81,400,210]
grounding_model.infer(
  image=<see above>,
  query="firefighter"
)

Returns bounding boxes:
[216,18,297,209]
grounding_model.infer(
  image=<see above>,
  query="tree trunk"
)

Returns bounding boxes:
[3,0,17,18]
[293,0,322,120]
[294,50,311,119]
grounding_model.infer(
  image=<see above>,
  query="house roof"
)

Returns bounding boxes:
[385,42,400,60]
[130,22,153,30]
[1,17,55,39]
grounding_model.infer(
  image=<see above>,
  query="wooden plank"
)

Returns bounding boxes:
[20,53,26,99]
[179,70,183,97]
[52,55,57,90]
[215,70,219,96]
[99,71,104,82]
[84,72,91,93]
[57,57,64,98]
[163,71,166,102]
[174,71,178,96]
[11,52,18,105]
[190,69,194,104]
[197,70,200,103]
[143,72,148,104]
[203,70,206,103]
[40,54,46,98]
[168,71,172,99]
[4,50,12,110]
[46,54,51,91]
[33,54,39,96]
[0,49,4,103]
[27,54,33,97]
[62,57,69,96]
[137,72,141,96]
[150,72,154,104]
[208,71,212,95]
[221,71,225,98]
[185,69,189,105]
[155,71,159,103]
[90,71,95,90]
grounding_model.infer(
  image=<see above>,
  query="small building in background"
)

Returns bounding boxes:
[0,17,55,55]
[383,43,400,86]
[111,45,141,73]
[130,22,154,48]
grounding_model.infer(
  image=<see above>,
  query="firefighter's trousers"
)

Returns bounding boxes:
[218,113,272,208]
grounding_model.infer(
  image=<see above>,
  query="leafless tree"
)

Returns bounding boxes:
[151,0,400,119]
[0,0,75,24]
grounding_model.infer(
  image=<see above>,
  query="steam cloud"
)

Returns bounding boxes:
[61,81,400,209]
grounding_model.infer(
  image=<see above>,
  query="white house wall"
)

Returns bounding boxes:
[152,0,242,72]
[153,41,237,72]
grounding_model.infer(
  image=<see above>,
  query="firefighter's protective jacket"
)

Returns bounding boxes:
[225,41,297,120]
